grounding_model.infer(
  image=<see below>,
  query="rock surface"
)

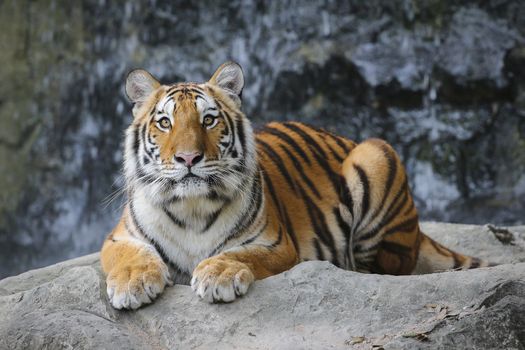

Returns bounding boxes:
[1,0,525,279]
[0,223,524,349]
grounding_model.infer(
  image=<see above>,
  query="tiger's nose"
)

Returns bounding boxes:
[175,152,203,167]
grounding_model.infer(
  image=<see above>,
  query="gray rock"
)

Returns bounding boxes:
[437,7,521,87]
[0,223,524,349]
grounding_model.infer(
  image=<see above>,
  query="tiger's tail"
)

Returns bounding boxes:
[413,232,493,274]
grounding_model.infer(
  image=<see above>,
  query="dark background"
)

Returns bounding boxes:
[1,0,524,279]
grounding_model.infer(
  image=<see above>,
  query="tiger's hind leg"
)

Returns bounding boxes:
[339,138,421,274]
[339,138,491,275]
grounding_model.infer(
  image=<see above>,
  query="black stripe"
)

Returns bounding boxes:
[279,144,321,199]
[158,96,176,111]
[235,118,247,155]
[383,178,409,220]
[204,189,222,201]
[333,206,352,266]
[146,126,156,146]
[124,221,138,239]
[133,126,140,157]
[261,170,282,215]
[140,123,152,159]
[360,198,410,253]
[313,238,325,260]
[379,241,412,255]
[240,219,269,246]
[281,204,300,255]
[222,111,236,155]
[231,173,263,234]
[382,145,398,196]
[166,85,178,95]
[185,87,206,97]
[140,123,156,163]
[282,122,327,158]
[295,184,339,266]
[310,149,341,191]
[339,177,356,266]
[324,141,345,163]
[270,226,284,248]
[162,206,186,228]
[258,139,298,194]
[210,173,264,255]
[356,145,397,232]
[321,131,351,154]
[339,176,354,219]
[201,208,223,233]
[355,177,408,242]
[333,206,351,236]
[383,216,419,236]
[259,125,312,165]
[316,132,348,163]
[240,234,259,247]
[261,170,300,254]
[272,124,341,192]
[194,94,205,103]
[403,197,415,215]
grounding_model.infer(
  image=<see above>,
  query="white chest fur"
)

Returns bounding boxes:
[131,186,248,274]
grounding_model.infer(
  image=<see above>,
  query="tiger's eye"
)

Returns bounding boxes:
[203,115,215,127]
[158,117,171,129]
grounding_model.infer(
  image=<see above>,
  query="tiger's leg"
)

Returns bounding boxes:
[100,212,172,310]
[191,221,298,303]
[340,139,487,275]
[339,138,418,273]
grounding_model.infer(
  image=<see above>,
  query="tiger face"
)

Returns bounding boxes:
[123,62,256,203]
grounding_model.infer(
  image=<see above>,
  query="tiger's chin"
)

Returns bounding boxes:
[138,174,213,204]
[172,177,211,199]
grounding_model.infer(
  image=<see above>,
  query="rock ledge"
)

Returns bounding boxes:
[0,222,524,349]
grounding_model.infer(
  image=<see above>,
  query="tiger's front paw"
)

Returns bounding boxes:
[106,260,172,310]
[191,257,254,303]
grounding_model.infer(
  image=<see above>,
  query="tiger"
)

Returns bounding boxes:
[100,61,490,310]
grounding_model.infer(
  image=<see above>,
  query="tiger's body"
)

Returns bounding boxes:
[101,62,488,310]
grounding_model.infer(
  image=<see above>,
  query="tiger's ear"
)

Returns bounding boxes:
[209,61,244,105]
[125,69,160,106]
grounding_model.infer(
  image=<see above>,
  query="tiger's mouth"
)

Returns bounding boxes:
[178,171,210,187]
[158,167,203,181]
[182,173,200,179]
[153,165,236,198]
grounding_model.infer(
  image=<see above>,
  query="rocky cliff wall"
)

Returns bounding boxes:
[1,1,524,278]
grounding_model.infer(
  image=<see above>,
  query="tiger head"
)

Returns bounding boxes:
[123,62,256,203]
